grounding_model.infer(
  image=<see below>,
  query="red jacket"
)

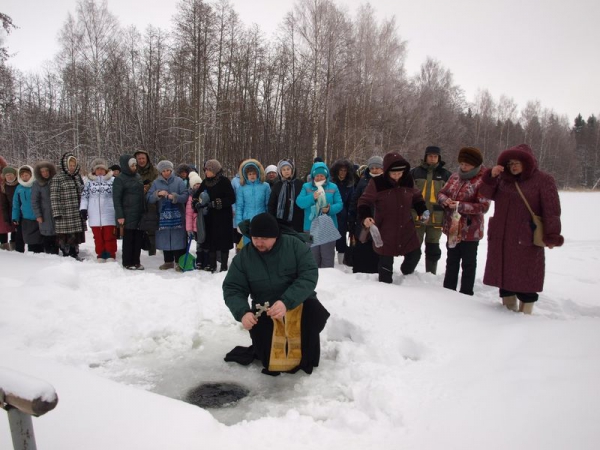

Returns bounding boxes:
[479,144,564,293]
[437,167,490,242]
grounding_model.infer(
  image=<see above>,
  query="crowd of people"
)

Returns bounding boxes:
[1,143,564,315]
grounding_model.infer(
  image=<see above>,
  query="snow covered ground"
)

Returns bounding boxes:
[1,192,599,449]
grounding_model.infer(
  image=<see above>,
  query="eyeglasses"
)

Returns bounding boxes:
[507,161,522,167]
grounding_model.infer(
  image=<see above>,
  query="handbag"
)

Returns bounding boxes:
[515,182,546,247]
[310,213,341,247]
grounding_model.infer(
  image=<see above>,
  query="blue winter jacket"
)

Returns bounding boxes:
[296,162,343,232]
[235,172,270,226]
[12,180,36,222]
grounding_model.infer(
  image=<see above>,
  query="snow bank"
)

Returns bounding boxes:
[0,192,599,449]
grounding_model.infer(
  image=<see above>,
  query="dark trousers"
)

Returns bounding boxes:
[14,225,25,253]
[443,241,479,296]
[122,229,144,267]
[378,249,421,283]
[164,249,185,263]
[28,243,44,253]
[378,255,395,283]
[499,289,539,303]
[42,235,59,255]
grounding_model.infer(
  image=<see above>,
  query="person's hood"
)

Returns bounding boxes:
[330,159,355,187]
[119,154,137,176]
[17,165,35,188]
[382,152,414,188]
[176,163,191,176]
[277,159,296,179]
[239,158,265,185]
[33,161,57,186]
[59,152,80,176]
[310,161,330,183]
[133,150,153,166]
[497,144,538,181]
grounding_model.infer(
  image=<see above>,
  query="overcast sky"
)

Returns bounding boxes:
[2,0,599,122]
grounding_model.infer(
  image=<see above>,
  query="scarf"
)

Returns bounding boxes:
[276,179,296,222]
[459,165,482,180]
[309,180,328,221]
[203,174,221,188]
[159,200,183,230]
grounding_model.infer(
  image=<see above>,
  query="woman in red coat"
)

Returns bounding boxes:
[438,147,491,296]
[357,152,427,283]
[479,144,564,314]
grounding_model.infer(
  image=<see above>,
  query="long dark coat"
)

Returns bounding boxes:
[194,173,235,251]
[268,178,305,232]
[112,154,145,230]
[347,170,379,273]
[50,153,85,234]
[0,156,15,234]
[479,144,564,293]
[1,180,17,232]
[31,161,57,236]
[357,153,427,257]
[330,159,356,236]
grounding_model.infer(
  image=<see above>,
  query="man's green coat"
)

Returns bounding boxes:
[223,223,319,322]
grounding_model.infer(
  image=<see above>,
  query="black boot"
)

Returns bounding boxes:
[220,251,229,272]
[424,242,441,274]
[205,251,217,272]
[378,256,394,284]
[400,249,421,275]
[425,259,438,274]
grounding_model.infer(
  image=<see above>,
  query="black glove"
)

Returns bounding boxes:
[213,198,223,210]
[80,210,88,221]
[12,221,19,227]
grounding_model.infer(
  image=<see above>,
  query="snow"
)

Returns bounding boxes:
[1,191,599,449]
[0,367,57,403]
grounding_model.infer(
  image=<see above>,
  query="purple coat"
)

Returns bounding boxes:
[479,144,564,293]
[357,153,427,257]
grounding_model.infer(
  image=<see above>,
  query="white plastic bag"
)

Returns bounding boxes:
[447,202,461,249]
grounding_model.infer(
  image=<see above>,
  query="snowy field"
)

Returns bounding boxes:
[1,192,599,449]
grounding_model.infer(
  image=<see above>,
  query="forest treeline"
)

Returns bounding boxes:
[0,0,598,187]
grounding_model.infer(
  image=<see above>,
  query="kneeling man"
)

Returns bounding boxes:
[223,213,330,375]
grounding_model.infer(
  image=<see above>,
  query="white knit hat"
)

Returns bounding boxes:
[188,171,202,188]
[265,164,277,175]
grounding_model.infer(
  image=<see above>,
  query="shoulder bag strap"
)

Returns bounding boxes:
[514,182,536,219]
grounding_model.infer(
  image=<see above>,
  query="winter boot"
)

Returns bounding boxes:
[159,261,175,270]
[425,259,438,274]
[9,241,17,251]
[519,301,534,315]
[502,295,518,312]
[220,251,230,272]
[204,252,217,273]
[0,243,9,251]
